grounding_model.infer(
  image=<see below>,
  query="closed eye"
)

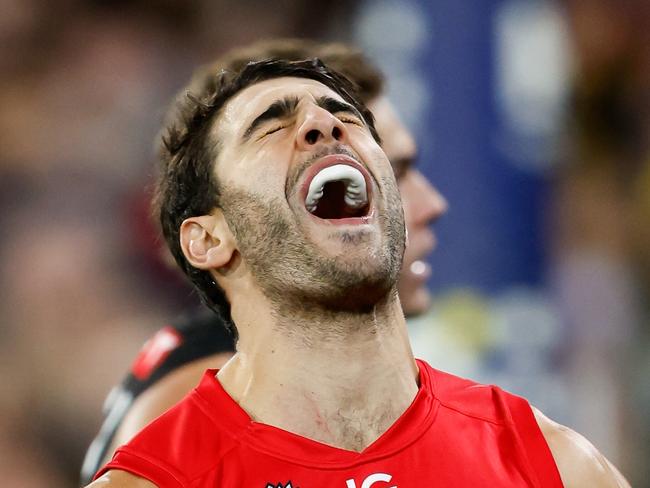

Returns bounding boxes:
[261,125,286,138]
[338,116,362,126]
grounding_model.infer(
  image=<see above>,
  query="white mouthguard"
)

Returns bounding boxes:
[305,164,368,212]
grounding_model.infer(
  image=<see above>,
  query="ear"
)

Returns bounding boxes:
[179,210,235,271]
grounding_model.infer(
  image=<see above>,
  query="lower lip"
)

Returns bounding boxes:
[306,207,376,226]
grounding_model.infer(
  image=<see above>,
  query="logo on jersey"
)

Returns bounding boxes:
[266,482,296,488]
[346,473,396,488]
[130,326,183,380]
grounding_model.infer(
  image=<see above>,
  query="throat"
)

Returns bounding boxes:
[235,362,419,452]
[220,291,419,451]
[219,335,419,452]
[293,394,407,452]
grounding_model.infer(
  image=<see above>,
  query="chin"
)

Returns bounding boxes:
[312,258,401,312]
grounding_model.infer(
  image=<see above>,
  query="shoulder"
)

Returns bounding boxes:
[424,365,511,423]
[85,469,157,488]
[111,352,232,452]
[81,310,234,483]
[124,370,234,460]
[532,407,630,488]
[94,371,237,486]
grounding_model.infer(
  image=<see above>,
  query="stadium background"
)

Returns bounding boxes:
[1,0,648,485]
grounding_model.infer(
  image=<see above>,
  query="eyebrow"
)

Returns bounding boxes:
[315,96,364,122]
[242,94,366,142]
[243,96,300,141]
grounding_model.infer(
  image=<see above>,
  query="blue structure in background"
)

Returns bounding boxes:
[354,0,567,295]
[353,0,574,425]
[424,0,545,293]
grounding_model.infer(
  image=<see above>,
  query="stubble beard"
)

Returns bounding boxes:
[220,177,405,326]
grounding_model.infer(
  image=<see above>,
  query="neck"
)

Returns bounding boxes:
[218,287,419,452]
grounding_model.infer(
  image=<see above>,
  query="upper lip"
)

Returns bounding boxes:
[298,154,373,211]
[419,230,437,257]
[410,223,437,255]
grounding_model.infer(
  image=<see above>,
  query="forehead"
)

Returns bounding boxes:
[219,76,346,132]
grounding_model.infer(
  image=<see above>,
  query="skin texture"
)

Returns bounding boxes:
[87,78,628,487]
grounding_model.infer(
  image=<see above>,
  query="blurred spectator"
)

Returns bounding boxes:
[0,1,353,484]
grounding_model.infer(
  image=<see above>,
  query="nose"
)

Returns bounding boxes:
[428,183,448,222]
[408,170,448,225]
[296,106,348,150]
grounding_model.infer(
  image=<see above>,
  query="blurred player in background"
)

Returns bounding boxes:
[80,39,447,485]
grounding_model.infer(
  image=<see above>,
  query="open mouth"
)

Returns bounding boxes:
[303,161,371,221]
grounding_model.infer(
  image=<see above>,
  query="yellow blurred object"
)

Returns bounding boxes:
[434,289,492,351]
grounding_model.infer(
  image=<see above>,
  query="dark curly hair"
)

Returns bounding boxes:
[153,58,381,336]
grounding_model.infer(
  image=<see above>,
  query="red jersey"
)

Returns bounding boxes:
[96,360,563,487]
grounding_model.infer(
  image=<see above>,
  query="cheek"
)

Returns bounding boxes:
[226,147,291,196]
[369,148,397,183]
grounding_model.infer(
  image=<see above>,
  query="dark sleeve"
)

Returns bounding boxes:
[79,307,235,486]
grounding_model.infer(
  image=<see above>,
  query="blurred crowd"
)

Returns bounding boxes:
[0,0,648,486]
[549,1,650,479]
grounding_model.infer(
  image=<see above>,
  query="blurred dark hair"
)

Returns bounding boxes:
[188,39,384,105]
[153,58,380,336]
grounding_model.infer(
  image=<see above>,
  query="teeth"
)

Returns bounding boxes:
[305,164,368,212]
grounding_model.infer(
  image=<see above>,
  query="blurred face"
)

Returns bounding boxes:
[368,96,448,316]
[212,77,406,311]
